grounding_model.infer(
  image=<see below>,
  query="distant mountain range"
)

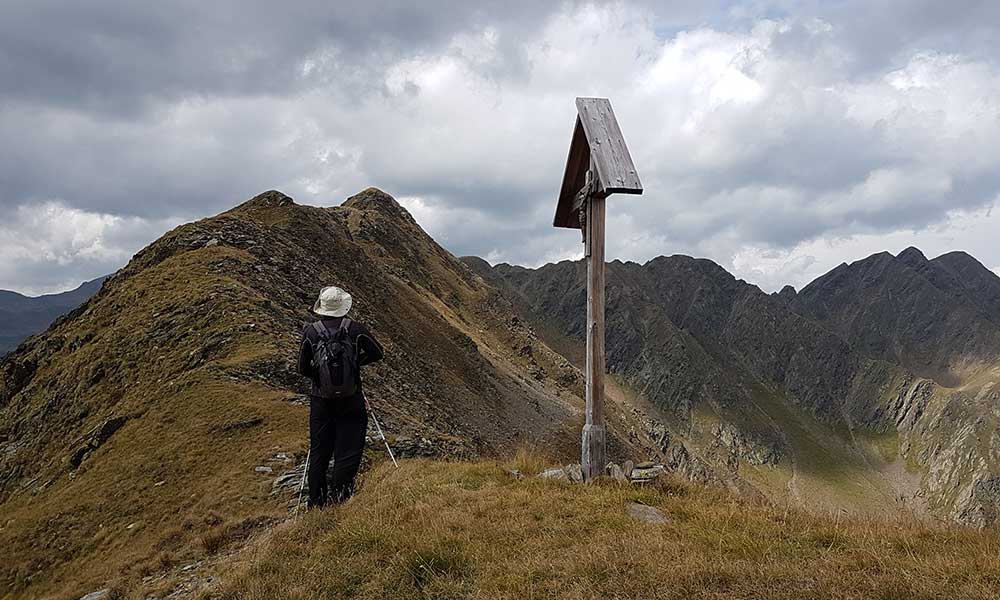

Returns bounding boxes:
[0,276,109,354]
[467,245,1000,527]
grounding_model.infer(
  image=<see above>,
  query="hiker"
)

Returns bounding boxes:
[297,286,384,507]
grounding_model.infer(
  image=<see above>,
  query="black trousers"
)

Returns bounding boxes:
[308,395,368,507]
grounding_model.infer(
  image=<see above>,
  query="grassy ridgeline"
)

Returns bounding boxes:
[204,457,1000,600]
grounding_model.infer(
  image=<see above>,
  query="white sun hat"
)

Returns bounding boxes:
[313,286,353,317]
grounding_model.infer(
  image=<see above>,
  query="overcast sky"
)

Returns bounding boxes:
[3,0,1000,295]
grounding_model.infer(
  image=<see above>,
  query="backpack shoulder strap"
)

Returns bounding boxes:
[339,317,352,332]
[311,321,327,336]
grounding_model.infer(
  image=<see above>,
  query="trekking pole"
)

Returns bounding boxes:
[294,448,311,517]
[366,397,399,468]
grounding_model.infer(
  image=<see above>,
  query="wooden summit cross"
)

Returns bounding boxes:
[553,97,642,480]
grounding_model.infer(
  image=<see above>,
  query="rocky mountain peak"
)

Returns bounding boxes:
[643,254,739,285]
[933,250,979,266]
[790,247,1000,386]
[459,255,492,273]
[930,250,1000,324]
[776,284,797,302]
[230,190,296,213]
[342,187,416,223]
[869,251,896,265]
[932,250,996,281]
[896,246,928,267]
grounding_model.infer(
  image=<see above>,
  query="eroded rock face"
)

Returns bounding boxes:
[711,423,781,469]
[957,476,1000,528]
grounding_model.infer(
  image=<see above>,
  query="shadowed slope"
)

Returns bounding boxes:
[791,249,1000,386]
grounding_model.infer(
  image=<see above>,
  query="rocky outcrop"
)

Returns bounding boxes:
[711,423,781,469]
[68,415,131,468]
[958,476,1000,528]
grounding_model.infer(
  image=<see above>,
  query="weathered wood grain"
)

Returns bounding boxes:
[551,97,640,478]
[581,193,607,479]
[553,97,642,229]
[575,97,642,197]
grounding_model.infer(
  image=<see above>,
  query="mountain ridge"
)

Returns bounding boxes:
[1,188,668,598]
[790,247,1000,385]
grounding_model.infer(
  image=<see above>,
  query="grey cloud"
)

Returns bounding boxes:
[5,0,1000,293]
[0,0,560,114]
[821,1,1000,71]
[0,0,575,222]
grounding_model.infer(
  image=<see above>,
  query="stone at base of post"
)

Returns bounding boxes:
[581,423,607,481]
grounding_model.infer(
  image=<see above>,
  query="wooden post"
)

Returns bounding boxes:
[582,188,607,480]
[552,97,642,481]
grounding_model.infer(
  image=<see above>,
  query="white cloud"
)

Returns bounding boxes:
[728,199,1000,292]
[0,202,179,295]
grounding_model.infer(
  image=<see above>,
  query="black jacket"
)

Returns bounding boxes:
[297,317,384,398]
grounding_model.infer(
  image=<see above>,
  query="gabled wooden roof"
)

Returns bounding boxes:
[553,97,642,229]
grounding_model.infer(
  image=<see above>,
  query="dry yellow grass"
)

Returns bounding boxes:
[203,458,1000,600]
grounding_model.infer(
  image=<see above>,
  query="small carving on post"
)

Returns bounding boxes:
[552,98,642,480]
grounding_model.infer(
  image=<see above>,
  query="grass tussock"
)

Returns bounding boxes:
[204,458,1000,600]
[511,446,552,476]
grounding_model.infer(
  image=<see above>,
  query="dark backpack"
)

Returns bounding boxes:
[309,319,358,399]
